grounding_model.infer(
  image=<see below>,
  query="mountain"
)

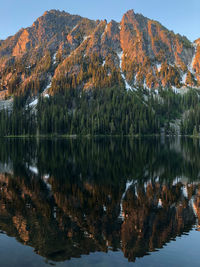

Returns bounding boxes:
[0,9,199,99]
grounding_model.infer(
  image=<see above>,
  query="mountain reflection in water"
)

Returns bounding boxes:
[0,137,200,264]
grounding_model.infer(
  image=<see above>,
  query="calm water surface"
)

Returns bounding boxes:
[0,137,200,266]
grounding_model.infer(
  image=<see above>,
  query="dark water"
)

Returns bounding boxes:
[0,137,200,266]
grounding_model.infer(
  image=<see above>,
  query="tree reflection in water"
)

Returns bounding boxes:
[0,137,199,262]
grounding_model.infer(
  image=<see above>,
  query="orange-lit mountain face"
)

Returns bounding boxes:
[0,9,199,97]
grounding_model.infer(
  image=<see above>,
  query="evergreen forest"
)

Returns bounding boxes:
[0,86,200,136]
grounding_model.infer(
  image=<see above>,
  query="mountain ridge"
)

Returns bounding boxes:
[0,9,200,99]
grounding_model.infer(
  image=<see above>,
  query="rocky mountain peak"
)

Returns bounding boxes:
[123,9,135,18]
[0,9,200,99]
[195,38,200,46]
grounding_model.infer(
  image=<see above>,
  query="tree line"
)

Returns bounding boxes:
[0,86,200,136]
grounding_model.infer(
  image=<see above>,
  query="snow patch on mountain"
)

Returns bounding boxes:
[0,98,13,111]
[171,86,190,95]
[156,64,162,72]
[181,73,187,84]
[117,51,136,91]
[101,25,107,39]
[143,80,149,90]
[83,36,89,42]
[52,52,57,64]
[104,24,108,32]
[42,80,52,98]
[72,24,78,31]
[29,98,38,107]
[29,79,51,107]
[188,43,197,74]
[172,86,181,94]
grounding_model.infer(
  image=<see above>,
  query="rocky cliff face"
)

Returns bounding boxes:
[0,9,199,99]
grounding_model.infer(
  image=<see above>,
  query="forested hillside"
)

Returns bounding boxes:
[0,87,199,136]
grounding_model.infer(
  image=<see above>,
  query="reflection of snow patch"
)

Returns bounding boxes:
[43,174,52,191]
[119,180,135,220]
[144,179,152,192]
[173,177,181,186]
[135,187,138,198]
[46,183,52,191]
[29,166,38,174]
[190,197,197,217]
[158,199,163,208]
[44,174,50,179]
[182,186,188,198]
[122,180,134,199]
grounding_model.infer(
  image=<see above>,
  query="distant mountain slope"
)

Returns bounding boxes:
[0,9,199,99]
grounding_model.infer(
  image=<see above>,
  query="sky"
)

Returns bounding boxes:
[0,0,199,41]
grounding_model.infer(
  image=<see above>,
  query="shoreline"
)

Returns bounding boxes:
[0,134,197,139]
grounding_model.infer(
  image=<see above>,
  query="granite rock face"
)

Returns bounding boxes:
[0,9,199,98]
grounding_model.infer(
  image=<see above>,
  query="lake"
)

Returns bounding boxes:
[0,137,200,266]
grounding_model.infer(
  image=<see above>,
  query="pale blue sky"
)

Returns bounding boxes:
[0,0,199,41]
